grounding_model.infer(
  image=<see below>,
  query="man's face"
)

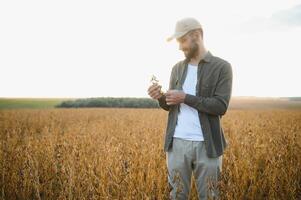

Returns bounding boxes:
[177,32,199,60]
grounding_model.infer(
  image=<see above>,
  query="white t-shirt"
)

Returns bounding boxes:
[173,63,204,141]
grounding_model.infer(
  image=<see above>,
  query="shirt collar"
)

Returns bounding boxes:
[202,50,212,63]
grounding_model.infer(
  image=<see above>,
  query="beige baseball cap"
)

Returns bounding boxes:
[166,17,202,42]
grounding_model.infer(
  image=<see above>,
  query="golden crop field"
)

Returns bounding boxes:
[1,108,301,200]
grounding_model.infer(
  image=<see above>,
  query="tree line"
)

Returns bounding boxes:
[55,97,160,108]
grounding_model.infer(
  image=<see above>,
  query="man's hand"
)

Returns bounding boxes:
[165,90,186,105]
[147,83,164,100]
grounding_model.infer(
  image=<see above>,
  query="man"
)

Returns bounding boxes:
[147,17,233,200]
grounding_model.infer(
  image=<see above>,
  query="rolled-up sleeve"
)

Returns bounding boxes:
[158,65,177,111]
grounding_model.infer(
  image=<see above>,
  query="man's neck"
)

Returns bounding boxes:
[189,47,207,66]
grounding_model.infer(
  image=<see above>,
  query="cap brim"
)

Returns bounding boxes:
[166,36,174,42]
[166,31,188,42]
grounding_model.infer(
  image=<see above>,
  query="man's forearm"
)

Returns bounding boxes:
[184,94,229,115]
[158,95,170,111]
[184,63,232,115]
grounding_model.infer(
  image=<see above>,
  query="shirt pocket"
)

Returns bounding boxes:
[200,83,215,97]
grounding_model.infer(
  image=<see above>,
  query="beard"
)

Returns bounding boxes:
[184,40,199,60]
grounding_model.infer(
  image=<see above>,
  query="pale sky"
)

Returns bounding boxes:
[1,0,300,98]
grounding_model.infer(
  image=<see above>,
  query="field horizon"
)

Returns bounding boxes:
[1,96,301,110]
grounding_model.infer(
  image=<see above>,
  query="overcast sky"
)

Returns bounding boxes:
[1,0,300,98]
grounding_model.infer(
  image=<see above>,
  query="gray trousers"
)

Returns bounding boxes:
[166,138,222,200]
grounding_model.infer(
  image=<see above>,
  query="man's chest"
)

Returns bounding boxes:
[174,63,220,97]
[182,65,198,95]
